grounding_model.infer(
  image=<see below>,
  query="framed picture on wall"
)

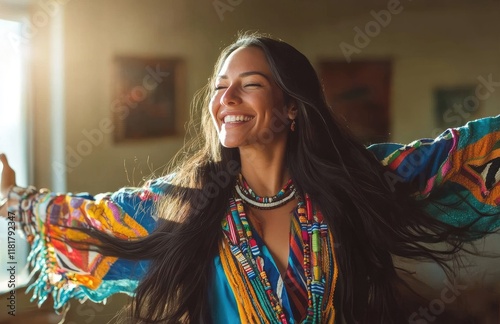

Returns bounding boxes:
[319,60,392,145]
[434,86,479,129]
[112,56,185,142]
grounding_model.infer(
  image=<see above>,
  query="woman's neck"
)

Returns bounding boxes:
[238,144,289,197]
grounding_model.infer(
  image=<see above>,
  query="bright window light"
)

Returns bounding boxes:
[0,18,31,294]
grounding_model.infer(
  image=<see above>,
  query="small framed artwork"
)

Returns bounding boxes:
[434,86,480,129]
[112,56,185,142]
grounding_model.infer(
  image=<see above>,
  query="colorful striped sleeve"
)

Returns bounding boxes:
[368,115,500,235]
[367,115,500,200]
[16,176,171,312]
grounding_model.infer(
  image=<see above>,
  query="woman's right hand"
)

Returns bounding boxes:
[0,153,17,216]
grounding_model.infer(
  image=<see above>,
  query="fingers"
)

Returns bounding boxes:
[0,154,12,173]
[0,153,13,174]
[0,153,16,197]
[0,153,8,167]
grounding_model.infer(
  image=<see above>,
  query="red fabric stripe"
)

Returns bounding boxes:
[284,210,308,321]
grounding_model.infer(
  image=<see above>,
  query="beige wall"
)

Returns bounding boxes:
[29,0,500,193]
[3,0,499,322]
[294,3,500,142]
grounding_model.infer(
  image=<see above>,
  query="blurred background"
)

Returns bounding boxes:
[0,0,499,323]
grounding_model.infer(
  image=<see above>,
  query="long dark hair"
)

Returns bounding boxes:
[83,32,488,323]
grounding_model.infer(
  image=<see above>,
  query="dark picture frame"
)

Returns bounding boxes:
[112,56,184,142]
[434,86,480,129]
[319,60,392,145]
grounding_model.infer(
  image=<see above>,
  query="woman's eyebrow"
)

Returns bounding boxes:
[217,71,270,80]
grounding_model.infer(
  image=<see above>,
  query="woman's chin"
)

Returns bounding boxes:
[219,138,247,149]
[219,141,240,149]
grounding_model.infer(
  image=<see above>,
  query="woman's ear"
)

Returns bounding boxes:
[287,104,298,120]
[288,105,298,132]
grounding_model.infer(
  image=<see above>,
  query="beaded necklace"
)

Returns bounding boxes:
[235,174,297,210]
[221,191,330,323]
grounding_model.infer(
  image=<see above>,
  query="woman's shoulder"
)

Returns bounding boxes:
[111,173,175,197]
[108,174,175,225]
[143,173,176,194]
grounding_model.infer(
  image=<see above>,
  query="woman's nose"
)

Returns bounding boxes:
[220,85,242,106]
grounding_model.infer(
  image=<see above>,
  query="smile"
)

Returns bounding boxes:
[223,115,254,123]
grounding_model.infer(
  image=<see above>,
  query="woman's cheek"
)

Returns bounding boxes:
[208,98,218,119]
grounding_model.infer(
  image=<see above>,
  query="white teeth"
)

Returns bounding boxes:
[224,115,253,123]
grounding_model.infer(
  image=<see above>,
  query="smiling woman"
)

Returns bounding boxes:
[1,32,500,324]
[209,46,294,152]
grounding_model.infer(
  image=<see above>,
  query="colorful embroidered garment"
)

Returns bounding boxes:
[9,115,500,323]
[13,179,167,310]
[369,115,500,238]
[218,195,337,323]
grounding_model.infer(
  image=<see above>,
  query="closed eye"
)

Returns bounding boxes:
[244,83,261,88]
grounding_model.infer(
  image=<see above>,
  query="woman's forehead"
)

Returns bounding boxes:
[218,47,270,77]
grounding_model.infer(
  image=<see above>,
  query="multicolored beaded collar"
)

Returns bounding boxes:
[235,174,297,210]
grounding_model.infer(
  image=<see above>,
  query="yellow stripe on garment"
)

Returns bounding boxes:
[218,239,270,324]
[321,229,338,322]
[45,196,148,291]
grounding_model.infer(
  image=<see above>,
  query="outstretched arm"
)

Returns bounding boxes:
[368,115,500,200]
[0,155,165,311]
[368,115,500,236]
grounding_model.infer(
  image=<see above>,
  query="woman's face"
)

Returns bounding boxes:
[209,46,292,150]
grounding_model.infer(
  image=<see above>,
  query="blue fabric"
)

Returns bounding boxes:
[208,256,240,323]
[209,244,297,324]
